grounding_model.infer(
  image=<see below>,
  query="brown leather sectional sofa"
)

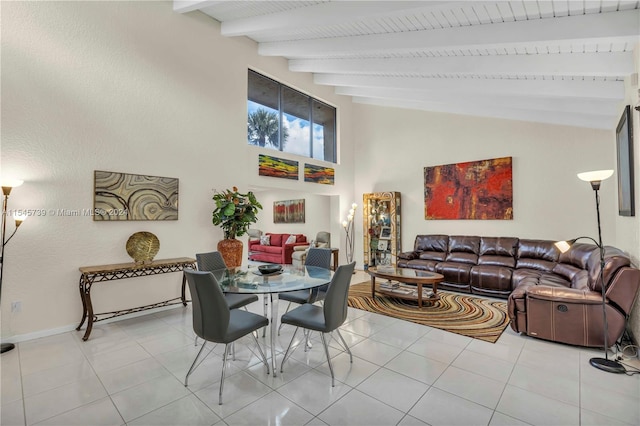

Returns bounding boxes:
[397,234,640,348]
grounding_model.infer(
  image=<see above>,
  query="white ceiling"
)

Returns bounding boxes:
[174,1,640,130]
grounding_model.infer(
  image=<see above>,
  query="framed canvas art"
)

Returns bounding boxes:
[273,199,305,223]
[616,105,635,216]
[304,163,335,185]
[258,154,299,180]
[94,171,178,221]
[424,157,513,220]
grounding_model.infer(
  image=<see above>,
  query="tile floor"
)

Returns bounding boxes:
[1,270,639,426]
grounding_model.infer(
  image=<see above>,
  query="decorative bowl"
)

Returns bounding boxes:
[258,264,282,275]
[126,231,160,264]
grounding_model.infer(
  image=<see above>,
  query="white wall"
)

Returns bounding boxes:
[1,1,354,339]
[353,104,617,250]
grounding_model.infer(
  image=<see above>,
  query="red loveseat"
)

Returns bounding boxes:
[249,233,308,264]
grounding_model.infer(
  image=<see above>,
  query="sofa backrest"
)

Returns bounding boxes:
[586,246,631,292]
[477,237,518,268]
[446,236,480,264]
[414,235,449,262]
[516,239,559,272]
[552,243,597,289]
[265,233,306,247]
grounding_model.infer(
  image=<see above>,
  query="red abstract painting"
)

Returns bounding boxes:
[424,157,513,220]
[273,199,305,223]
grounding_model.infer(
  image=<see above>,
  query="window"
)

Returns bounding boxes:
[248,70,336,163]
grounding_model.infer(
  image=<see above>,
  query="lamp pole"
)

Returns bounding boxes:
[1,180,25,354]
[576,170,625,374]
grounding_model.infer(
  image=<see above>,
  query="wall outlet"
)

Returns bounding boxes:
[11,301,21,313]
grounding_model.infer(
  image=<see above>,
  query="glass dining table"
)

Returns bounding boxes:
[210,265,333,376]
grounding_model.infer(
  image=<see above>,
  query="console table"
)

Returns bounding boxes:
[76,257,196,341]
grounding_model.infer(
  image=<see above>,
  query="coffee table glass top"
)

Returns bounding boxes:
[210,265,332,294]
[368,266,442,279]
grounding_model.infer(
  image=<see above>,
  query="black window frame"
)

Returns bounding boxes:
[248,69,337,163]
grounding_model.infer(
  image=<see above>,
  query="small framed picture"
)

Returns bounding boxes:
[379,226,391,239]
[377,240,389,251]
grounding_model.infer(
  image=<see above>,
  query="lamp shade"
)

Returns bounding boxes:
[0,179,24,188]
[577,170,613,182]
[554,240,571,253]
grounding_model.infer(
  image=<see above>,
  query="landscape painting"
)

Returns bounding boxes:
[258,154,299,180]
[274,199,305,224]
[304,163,335,185]
[424,157,513,220]
[94,171,179,221]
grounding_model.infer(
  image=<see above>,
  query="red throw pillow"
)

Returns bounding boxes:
[269,233,283,246]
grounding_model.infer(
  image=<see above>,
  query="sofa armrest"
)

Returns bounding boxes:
[526,286,602,305]
[398,251,419,260]
[283,242,309,263]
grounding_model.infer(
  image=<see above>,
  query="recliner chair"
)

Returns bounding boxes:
[292,231,331,268]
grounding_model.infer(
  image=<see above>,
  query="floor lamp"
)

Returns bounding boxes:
[1,179,25,354]
[557,169,626,374]
[342,203,357,265]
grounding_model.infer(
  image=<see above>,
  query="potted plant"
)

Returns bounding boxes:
[212,186,262,267]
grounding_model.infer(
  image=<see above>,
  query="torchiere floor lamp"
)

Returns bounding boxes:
[556,169,626,374]
[1,179,25,354]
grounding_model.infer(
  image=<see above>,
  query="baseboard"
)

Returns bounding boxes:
[0,303,185,345]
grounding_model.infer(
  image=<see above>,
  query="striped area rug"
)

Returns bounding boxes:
[347,282,510,343]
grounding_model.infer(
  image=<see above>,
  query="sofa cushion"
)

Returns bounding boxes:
[445,252,478,264]
[268,233,283,246]
[446,236,480,264]
[470,265,513,293]
[480,237,518,257]
[414,235,449,252]
[552,263,588,289]
[449,236,480,253]
[559,243,597,269]
[436,262,473,285]
[478,255,515,268]
[404,259,438,271]
[256,245,283,255]
[512,268,570,289]
[419,251,447,262]
[260,235,271,246]
[516,239,559,272]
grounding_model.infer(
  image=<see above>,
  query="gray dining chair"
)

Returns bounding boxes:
[278,247,332,336]
[196,251,259,310]
[280,262,356,386]
[183,269,269,404]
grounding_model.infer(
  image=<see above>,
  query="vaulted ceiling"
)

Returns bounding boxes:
[174,1,640,130]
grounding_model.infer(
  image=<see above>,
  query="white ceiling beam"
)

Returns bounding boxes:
[290,51,633,77]
[221,1,454,37]
[335,86,620,116]
[352,97,617,130]
[315,74,625,99]
[173,1,223,14]
[259,9,640,57]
